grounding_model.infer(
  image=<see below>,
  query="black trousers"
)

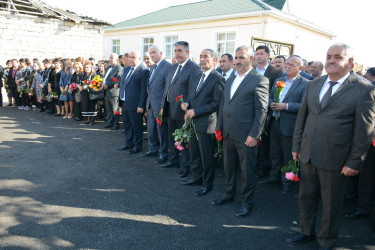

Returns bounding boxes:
[189,132,215,188]
[269,118,293,182]
[358,145,375,214]
[224,135,257,205]
[121,102,143,150]
[299,162,349,248]
[167,103,189,170]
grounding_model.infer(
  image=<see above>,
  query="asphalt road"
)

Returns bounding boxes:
[0,104,374,250]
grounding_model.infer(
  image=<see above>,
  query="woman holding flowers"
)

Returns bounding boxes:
[48,59,62,116]
[31,61,44,111]
[60,59,74,119]
[79,63,96,125]
[71,62,84,121]
[15,58,31,110]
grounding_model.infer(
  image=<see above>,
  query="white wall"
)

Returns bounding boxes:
[0,13,105,64]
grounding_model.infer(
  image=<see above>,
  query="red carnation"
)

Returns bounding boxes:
[176,95,184,103]
[185,145,189,149]
[112,77,118,83]
[293,175,300,182]
[215,129,222,141]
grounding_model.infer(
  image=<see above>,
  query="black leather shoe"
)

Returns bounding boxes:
[282,183,293,194]
[82,120,90,124]
[344,192,358,200]
[140,151,158,157]
[160,161,179,168]
[195,187,212,196]
[180,179,202,185]
[211,193,234,206]
[234,204,253,217]
[258,178,278,184]
[156,156,168,164]
[117,145,132,150]
[343,210,368,219]
[129,148,141,154]
[110,125,119,130]
[179,169,189,178]
[287,233,315,244]
[103,124,112,128]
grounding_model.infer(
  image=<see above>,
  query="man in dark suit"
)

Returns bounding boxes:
[103,53,123,130]
[117,51,149,154]
[211,45,269,217]
[287,43,375,250]
[219,53,235,81]
[159,41,202,178]
[0,64,3,107]
[140,45,172,163]
[180,49,224,196]
[254,45,283,178]
[259,55,309,194]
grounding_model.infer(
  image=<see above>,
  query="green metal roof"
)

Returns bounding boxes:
[106,0,286,30]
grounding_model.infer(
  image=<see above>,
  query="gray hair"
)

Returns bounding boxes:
[110,53,118,60]
[174,41,189,51]
[289,55,303,67]
[236,46,254,58]
[144,52,150,57]
[329,43,354,59]
[149,44,162,53]
[202,48,218,60]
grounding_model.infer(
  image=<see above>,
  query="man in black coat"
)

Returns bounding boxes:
[117,51,149,154]
[159,41,202,178]
[180,49,224,196]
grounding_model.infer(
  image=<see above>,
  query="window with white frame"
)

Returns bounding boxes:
[142,37,154,55]
[164,35,178,59]
[216,32,236,56]
[111,39,120,55]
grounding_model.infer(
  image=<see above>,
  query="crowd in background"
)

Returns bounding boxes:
[0,41,375,250]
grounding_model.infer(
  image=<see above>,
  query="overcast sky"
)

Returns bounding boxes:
[42,0,373,67]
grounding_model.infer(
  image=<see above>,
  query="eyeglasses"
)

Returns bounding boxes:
[285,63,299,68]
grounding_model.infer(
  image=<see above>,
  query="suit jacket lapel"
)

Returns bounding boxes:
[171,60,190,85]
[315,75,328,108]
[320,74,355,110]
[194,71,213,98]
[283,75,300,101]
[230,69,255,101]
[149,61,161,86]
[125,66,139,87]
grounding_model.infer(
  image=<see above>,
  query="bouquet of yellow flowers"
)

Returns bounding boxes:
[90,75,103,91]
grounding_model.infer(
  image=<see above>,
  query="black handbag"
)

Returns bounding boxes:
[89,91,104,101]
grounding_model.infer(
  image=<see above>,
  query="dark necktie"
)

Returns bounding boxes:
[223,73,226,77]
[320,81,338,109]
[172,65,182,83]
[149,64,157,84]
[125,68,134,84]
[195,73,205,94]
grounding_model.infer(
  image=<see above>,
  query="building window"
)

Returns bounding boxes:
[164,35,178,60]
[142,37,154,55]
[111,39,120,55]
[216,32,236,56]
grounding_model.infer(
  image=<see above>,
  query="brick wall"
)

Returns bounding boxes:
[0,12,105,65]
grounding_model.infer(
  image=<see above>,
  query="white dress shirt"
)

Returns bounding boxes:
[230,68,252,99]
[171,58,189,83]
[256,63,269,76]
[222,68,233,81]
[319,72,350,102]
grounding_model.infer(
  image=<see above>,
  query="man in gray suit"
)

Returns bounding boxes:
[259,55,309,194]
[141,45,172,163]
[103,53,123,130]
[287,43,375,250]
[159,41,202,178]
[211,45,269,217]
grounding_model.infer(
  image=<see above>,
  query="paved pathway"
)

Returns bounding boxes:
[0,105,374,249]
